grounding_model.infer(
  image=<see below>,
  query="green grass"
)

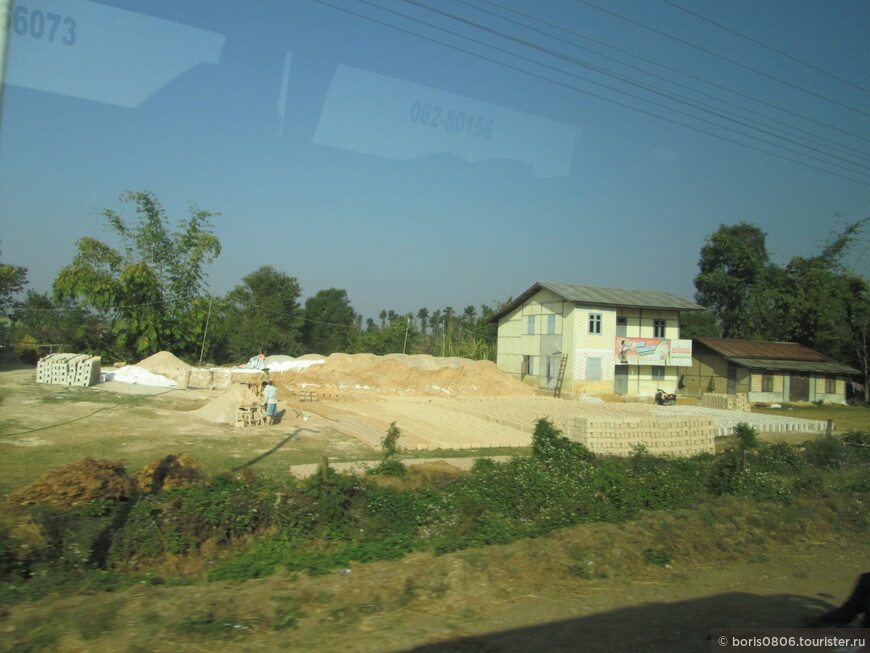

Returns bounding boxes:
[752,403,870,433]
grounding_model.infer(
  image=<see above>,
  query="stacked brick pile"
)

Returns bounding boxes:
[700,392,751,412]
[569,415,715,457]
[36,353,101,387]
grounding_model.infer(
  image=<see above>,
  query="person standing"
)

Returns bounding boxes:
[262,381,278,425]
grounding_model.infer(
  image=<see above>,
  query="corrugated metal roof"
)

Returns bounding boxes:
[489,282,705,322]
[727,358,860,374]
[694,338,860,375]
[695,337,831,361]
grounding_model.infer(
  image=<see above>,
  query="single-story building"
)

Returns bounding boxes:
[489,282,705,395]
[683,337,858,403]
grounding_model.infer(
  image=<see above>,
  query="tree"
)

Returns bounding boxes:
[353,317,418,355]
[224,266,303,359]
[417,307,429,334]
[694,223,769,338]
[53,191,220,358]
[301,288,357,355]
[11,291,108,353]
[694,218,870,399]
[0,243,27,317]
[678,311,722,339]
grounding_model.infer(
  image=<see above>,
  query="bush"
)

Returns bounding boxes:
[368,422,406,477]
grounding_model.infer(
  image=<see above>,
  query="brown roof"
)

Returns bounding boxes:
[693,337,859,375]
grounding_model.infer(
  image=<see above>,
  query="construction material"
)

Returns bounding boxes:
[36,353,101,387]
[570,415,715,457]
[701,392,751,412]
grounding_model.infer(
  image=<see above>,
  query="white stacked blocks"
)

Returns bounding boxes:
[36,353,102,387]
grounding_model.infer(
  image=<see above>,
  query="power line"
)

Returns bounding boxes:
[405,0,869,175]
[474,0,870,158]
[655,0,870,96]
[322,0,869,184]
[573,0,870,119]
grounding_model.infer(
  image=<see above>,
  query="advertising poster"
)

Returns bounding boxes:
[615,338,692,366]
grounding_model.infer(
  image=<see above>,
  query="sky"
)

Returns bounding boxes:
[1,0,868,323]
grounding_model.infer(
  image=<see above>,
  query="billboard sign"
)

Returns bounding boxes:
[615,338,692,366]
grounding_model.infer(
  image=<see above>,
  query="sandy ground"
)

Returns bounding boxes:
[1,360,869,652]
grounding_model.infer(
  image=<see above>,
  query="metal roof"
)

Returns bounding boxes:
[489,282,705,323]
[727,358,860,374]
[694,337,860,375]
[696,337,828,361]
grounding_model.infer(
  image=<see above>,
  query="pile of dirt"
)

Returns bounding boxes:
[137,351,192,384]
[269,353,535,398]
[10,458,135,508]
[134,454,204,493]
[194,383,263,424]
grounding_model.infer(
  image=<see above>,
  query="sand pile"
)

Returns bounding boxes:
[11,458,135,507]
[194,383,263,424]
[269,353,535,397]
[137,351,192,384]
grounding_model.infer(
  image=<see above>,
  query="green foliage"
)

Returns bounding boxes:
[677,310,722,339]
[301,288,357,355]
[3,422,869,598]
[223,265,304,359]
[11,291,108,355]
[112,474,290,561]
[531,417,595,469]
[734,422,759,450]
[52,191,220,359]
[0,243,28,317]
[694,219,870,395]
[353,317,418,355]
[369,422,406,477]
[642,547,673,567]
[694,222,770,338]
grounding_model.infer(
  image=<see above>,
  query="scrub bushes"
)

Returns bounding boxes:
[2,423,870,598]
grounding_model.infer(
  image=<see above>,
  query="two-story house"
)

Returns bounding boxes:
[489,282,704,395]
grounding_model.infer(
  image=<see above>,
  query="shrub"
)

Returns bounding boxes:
[368,422,406,477]
[531,418,594,468]
[734,423,759,450]
[642,547,672,567]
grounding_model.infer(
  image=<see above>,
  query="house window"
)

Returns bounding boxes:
[762,373,774,393]
[589,313,602,334]
[616,316,627,337]
[653,319,666,338]
[587,357,602,380]
[528,355,535,375]
[547,313,556,334]
[527,315,535,334]
[652,366,665,380]
[825,377,836,394]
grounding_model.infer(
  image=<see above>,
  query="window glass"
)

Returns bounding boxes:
[527,315,535,335]
[589,313,601,334]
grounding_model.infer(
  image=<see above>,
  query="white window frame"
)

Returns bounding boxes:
[589,313,602,334]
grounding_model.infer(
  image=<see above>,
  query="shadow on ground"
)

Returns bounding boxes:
[401,592,838,653]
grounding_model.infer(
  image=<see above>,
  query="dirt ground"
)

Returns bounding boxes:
[1,504,868,652]
[1,359,869,652]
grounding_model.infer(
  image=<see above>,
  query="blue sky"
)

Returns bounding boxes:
[1,0,868,322]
